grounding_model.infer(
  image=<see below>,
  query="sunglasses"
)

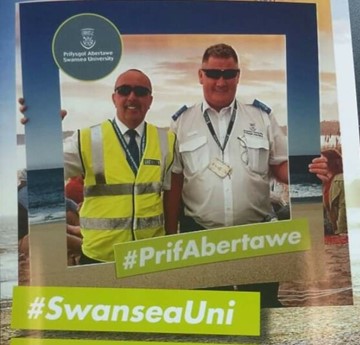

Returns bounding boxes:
[114,85,151,97]
[201,69,240,80]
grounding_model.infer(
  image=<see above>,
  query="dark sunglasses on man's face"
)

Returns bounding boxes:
[201,69,240,80]
[114,85,151,97]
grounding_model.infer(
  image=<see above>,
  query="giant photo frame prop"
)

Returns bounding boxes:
[348,0,360,134]
[19,0,325,289]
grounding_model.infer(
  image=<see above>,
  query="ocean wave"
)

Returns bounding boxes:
[29,210,66,225]
[290,183,322,198]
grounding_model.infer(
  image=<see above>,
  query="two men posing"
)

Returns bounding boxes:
[21,43,328,305]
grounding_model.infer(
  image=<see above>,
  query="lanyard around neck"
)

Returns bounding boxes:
[112,119,146,171]
[203,102,237,159]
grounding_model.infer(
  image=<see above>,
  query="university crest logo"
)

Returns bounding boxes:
[80,28,96,49]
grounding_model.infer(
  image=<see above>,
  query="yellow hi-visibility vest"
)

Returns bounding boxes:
[79,120,175,262]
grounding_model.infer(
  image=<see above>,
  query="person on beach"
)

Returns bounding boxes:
[17,170,30,256]
[65,175,84,205]
[163,43,329,307]
[21,69,175,265]
[321,149,347,235]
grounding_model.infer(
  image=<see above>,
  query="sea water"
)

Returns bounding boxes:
[0,216,17,300]
[27,168,66,224]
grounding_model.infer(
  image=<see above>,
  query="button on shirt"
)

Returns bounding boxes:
[171,99,287,229]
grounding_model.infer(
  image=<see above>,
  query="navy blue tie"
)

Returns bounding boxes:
[127,129,139,171]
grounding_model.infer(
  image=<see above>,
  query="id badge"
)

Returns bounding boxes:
[208,158,232,178]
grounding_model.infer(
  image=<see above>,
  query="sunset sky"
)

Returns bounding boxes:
[59,34,287,130]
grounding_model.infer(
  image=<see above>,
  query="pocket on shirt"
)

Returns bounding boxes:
[245,136,270,175]
[179,136,210,174]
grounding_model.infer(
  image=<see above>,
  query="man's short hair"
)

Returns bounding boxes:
[202,43,239,63]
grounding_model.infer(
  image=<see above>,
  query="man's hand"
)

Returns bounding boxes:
[19,97,67,124]
[308,155,329,182]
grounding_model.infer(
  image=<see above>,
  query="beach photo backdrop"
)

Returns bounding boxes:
[1,0,360,344]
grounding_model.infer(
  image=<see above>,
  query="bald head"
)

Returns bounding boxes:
[114,69,152,92]
[112,69,153,129]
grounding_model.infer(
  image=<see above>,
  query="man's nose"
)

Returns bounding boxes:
[127,90,137,99]
[216,76,227,85]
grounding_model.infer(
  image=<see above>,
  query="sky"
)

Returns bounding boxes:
[0,0,359,217]
[59,34,287,130]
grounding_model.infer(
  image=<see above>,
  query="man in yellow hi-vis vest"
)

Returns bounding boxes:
[63,69,175,264]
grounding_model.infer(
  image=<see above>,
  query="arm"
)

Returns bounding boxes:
[336,191,347,233]
[67,224,82,238]
[66,234,82,255]
[267,111,288,185]
[163,172,184,235]
[270,161,288,184]
[18,235,29,256]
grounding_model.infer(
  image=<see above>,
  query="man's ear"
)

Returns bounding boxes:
[236,70,240,84]
[198,69,204,85]
[148,95,153,109]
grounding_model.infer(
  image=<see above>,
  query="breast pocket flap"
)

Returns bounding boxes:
[179,136,208,153]
[246,136,269,150]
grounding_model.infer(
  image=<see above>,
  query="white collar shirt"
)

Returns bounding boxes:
[171,98,287,229]
[114,117,145,147]
[201,99,236,226]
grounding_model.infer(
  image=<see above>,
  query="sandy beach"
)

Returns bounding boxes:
[279,239,353,307]
[1,201,357,344]
[1,235,357,345]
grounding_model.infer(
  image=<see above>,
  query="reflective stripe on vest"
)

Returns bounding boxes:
[84,181,162,197]
[81,214,164,230]
[91,124,106,184]
[88,123,168,184]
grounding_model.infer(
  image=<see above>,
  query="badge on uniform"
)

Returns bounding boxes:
[253,99,272,115]
[208,158,232,178]
[171,105,188,121]
[143,159,160,166]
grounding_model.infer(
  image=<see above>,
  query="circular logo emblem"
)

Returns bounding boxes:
[52,13,122,81]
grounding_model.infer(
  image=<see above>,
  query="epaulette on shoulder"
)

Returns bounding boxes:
[252,99,272,115]
[171,105,188,121]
